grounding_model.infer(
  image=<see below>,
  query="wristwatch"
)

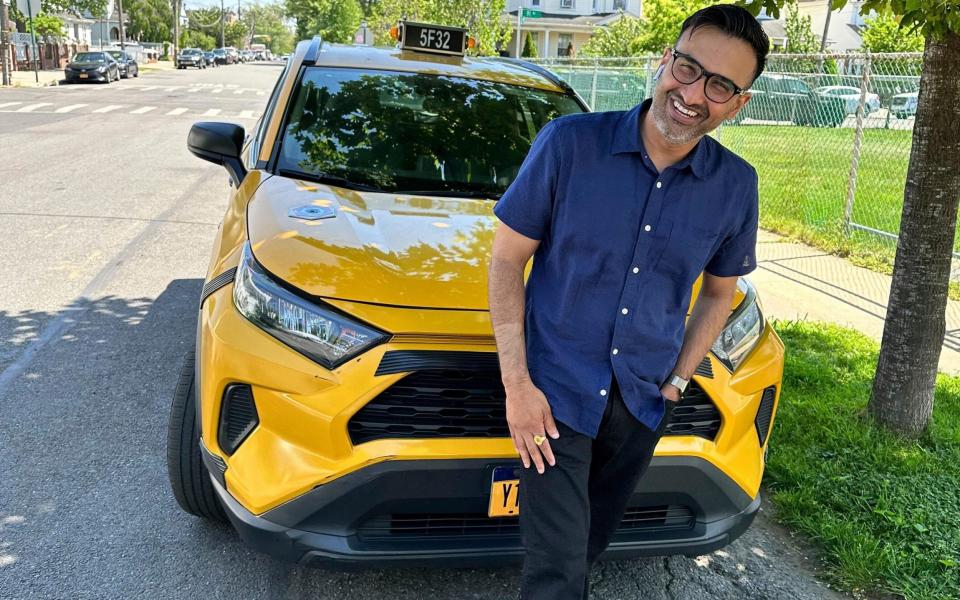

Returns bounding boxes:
[667,374,689,394]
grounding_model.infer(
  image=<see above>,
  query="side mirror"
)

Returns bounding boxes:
[187,122,247,187]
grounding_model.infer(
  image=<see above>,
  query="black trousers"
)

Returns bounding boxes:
[518,382,670,600]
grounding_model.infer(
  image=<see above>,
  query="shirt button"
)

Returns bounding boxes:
[612,348,619,355]
[632,267,639,274]
[644,225,651,232]
[621,308,629,315]
[600,389,607,396]
[656,181,662,189]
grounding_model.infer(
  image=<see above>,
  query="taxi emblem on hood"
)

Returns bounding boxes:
[289,205,336,221]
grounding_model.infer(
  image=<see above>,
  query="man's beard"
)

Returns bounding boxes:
[649,87,715,145]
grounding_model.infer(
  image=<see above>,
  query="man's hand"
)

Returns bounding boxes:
[660,383,681,404]
[505,380,559,474]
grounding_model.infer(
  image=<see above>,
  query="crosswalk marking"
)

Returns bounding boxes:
[163,86,181,92]
[233,89,244,94]
[130,106,157,114]
[0,101,23,109]
[256,91,265,96]
[141,86,158,91]
[188,88,202,93]
[17,103,52,112]
[238,110,257,119]
[55,104,88,113]
[166,107,189,115]
[202,108,221,116]
[92,105,124,113]
[210,88,223,94]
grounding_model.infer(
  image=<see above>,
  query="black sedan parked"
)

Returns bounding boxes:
[212,48,231,65]
[64,52,120,83]
[106,50,139,78]
[203,51,218,68]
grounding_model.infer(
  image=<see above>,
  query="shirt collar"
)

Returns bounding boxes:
[610,98,709,180]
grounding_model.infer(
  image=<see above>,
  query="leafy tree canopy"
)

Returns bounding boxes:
[33,12,65,37]
[630,0,714,54]
[286,0,362,43]
[124,0,172,43]
[224,20,247,47]
[244,3,295,54]
[180,28,216,50]
[861,11,925,52]
[783,1,819,53]
[369,0,510,56]
[580,14,644,57]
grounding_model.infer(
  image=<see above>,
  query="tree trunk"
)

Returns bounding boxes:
[869,32,960,436]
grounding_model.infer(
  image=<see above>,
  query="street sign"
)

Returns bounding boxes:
[15,0,40,19]
[521,8,542,18]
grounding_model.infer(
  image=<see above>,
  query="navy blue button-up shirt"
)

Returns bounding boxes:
[493,99,759,438]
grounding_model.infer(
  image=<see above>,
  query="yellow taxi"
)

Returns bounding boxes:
[166,22,785,567]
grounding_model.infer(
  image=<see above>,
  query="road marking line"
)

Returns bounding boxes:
[238,110,258,119]
[0,102,22,109]
[233,89,244,94]
[141,85,158,90]
[210,88,223,93]
[17,103,52,112]
[202,108,221,116]
[92,105,125,113]
[166,107,189,115]
[55,104,88,113]
[188,88,202,93]
[130,106,157,114]
[256,91,265,96]
[164,86,181,91]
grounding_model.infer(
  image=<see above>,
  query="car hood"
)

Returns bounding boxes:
[69,62,105,68]
[247,175,499,310]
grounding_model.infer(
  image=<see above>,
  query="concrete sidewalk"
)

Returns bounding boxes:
[2,60,175,87]
[752,230,960,374]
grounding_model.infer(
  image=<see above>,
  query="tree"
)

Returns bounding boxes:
[580,14,644,58]
[180,28,215,50]
[521,30,537,58]
[33,13,64,38]
[630,0,712,54]
[861,12,925,53]
[743,0,960,436]
[285,0,362,43]
[224,20,247,47]
[243,3,294,54]
[369,0,510,56]
[125,0,172,42]
[782,1,819,53]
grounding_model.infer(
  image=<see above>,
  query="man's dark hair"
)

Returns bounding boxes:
[678,4,770,83]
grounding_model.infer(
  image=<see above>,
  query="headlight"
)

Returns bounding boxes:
[711,279,764,372]
[233,243,388,369]
[97,65,106,72]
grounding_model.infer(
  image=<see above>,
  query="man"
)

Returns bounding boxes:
[487,5,770,599]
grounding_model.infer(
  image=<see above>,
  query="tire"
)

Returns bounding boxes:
[166,350,228,522]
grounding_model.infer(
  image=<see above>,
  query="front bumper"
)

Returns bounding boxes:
[65,71,107,82]
[207,454,759,568]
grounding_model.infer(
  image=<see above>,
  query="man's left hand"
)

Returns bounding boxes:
[660,383,681,404]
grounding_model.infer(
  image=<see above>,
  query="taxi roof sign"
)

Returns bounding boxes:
[397,21,468,57]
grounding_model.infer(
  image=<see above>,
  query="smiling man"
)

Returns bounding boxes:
[487,5,770,599]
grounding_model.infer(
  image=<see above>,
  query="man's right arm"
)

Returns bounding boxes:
[489,223,559,474]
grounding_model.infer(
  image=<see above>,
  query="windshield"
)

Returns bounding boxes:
[74,52,106,63]
[278,68,583,197]
[182,49,201,56]
[107,51,124,60]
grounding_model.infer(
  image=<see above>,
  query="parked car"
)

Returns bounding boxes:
[177,48,206,69]
[890,92,919,119]
[214,48,235,65]
[169,25,785,568]
[105,50,139,79]
[814,85,881,115]
[203,51,218,68]
[64,51,121,83]
[224,46,240,63]
[734,73,846,127]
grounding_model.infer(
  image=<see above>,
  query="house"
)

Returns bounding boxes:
[502,0,642,59]
[58,0,126,50]
[791,0,872,51]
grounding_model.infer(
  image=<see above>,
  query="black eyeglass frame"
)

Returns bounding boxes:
[670,48,749,103]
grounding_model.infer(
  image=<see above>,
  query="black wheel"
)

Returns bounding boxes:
[166,350,228,522]
[133,67,138,77]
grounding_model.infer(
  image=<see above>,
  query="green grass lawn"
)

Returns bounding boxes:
[767,320,960,600]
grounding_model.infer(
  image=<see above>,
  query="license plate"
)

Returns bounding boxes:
[488,466,520,518]
[79,73,88,79]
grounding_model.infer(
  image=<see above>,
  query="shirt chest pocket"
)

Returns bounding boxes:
[647,219,720,281]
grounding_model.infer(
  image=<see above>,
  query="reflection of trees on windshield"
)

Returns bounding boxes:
[281,70,580,196]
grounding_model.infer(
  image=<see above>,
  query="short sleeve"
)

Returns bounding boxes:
[705,169,759,277]
[493,119,561,241]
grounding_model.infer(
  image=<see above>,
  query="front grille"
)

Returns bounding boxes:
[357,504,694,540]
[218,384,258,455]
[348,370,721,445]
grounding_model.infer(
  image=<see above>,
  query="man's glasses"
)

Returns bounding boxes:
[670,48,747,104]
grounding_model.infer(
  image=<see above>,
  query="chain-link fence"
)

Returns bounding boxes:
[530,53,930,275]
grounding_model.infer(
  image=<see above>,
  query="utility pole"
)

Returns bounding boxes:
[515,3,522,57]
[819,0,833,52]
[118,0,126,54]
[220,0,224,47]
[1,0,11,86]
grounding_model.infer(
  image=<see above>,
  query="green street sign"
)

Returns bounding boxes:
[521,8,543,17]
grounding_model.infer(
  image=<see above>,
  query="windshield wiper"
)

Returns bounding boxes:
[395,189,502,199]
[277,169,384,193]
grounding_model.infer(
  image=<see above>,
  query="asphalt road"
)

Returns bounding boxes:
[0,64,849,600]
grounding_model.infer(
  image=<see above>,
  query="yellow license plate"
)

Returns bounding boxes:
[79,73,88,78]
[488,466,520,517]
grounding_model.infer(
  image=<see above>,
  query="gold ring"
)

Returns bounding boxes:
[533,435,546,446]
